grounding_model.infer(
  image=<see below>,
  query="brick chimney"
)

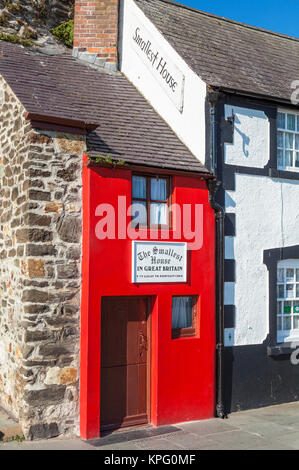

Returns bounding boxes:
[73,0,119,72]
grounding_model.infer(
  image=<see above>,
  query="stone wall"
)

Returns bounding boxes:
[0,75,85,439]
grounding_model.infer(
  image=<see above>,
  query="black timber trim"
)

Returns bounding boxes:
[217,95,299,191]
[263,244,299,354]
[224,213,236,236]
[224,259,235,282]
[224,305,235,328]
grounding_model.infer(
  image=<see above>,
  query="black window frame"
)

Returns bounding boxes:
[264,244,299,356]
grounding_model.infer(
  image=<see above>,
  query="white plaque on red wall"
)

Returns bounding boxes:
[132,241,187,284]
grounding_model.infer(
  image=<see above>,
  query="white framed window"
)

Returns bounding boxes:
[277,260,299,343]
[277,110,299,172]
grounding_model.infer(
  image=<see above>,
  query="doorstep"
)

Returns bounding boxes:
[89,424,181,447]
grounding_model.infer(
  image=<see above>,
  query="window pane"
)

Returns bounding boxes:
[296,153,299,168]
[151,178,166,201]
[287,114,296,131]
[277,149,284,167]
[278,268,284,282]
[277,112,285,129]
[150,202,167,225]
[278,284,284,298]
[172,296,193,329]
[132,176,146,199]
[285,133,294,149]
[295,135,299,150]
[277,262,299,341]
[297,115,299,132]
[286,284,294,298]
[131,201,147,225]
[285,150,293,166]
[277,131,284,148]
[284,301,292,313]
[284,316,291,330]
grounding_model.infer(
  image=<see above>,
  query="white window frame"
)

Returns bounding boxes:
[277,109,299,172]
[277,259,299,343]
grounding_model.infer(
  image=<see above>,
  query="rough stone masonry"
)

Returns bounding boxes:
[0,75,85,439]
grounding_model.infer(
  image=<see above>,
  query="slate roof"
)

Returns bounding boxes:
[135,0,299,103]
[0,41,209,173]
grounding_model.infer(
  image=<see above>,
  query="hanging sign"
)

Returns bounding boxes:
[130,18,185,112]
[132,241,187,283]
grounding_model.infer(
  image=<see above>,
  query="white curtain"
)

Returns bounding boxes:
[132,176,146,199]
[285,133,294,149]
[172,297,192,329]
[131,201,147,225]
[150,203,167,225]
[151,178,166,200]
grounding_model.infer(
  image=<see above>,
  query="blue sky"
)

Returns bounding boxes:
[178,0,299,38]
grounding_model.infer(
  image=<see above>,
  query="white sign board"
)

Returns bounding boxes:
[130,16,185,112]
[132,241,187,283]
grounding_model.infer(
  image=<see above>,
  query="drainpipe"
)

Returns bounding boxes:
[207,89,226,419]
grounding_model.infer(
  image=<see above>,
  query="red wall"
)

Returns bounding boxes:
[80,157,216,439]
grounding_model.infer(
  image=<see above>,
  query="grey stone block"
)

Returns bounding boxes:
[28,423,59,440]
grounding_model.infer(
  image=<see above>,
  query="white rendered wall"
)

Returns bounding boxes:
[120,0,207,165]
[224,105,270,168]
[226,174,299,346]
[224,104,299,346]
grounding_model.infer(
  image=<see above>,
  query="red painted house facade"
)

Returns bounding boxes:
[71,0,218,440]
[80,160,216,439]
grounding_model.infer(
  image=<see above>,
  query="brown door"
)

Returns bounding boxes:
[100,296,150,431]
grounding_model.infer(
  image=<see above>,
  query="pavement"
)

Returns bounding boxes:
[2,401,299,450]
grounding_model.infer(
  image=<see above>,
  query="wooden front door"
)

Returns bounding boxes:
[100,296,150,431]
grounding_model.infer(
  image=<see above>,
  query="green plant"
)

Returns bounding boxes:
[51,19,74,48]
[12,434,25,443]
[6,0,22,14]
[0,32,32,47]
[87,154,126,168]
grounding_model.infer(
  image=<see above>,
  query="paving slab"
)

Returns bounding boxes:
[1,401,299,450]
[231,420,296,439]
[271,431,299,450]
[162,430,219,450]
[177,418,238,435]
[135,437,184,450]
[209,429,267,450]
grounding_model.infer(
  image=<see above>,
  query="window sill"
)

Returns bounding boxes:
[267,343,296,357]
[172,327,196,340]
[278,166,299,173]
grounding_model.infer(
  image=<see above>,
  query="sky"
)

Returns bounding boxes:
[178,0,299,38]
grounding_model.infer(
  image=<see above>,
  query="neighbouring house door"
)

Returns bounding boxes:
[100,296,150,431]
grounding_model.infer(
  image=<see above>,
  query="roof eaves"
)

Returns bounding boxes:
[25,112,99,135]
[213,85,299,109]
